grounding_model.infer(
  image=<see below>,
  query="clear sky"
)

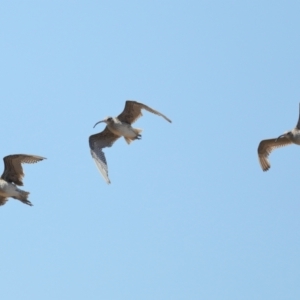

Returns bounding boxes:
[1,1,300,299]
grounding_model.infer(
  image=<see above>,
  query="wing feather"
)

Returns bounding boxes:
[89,127,120,184]
[258,138,292,171]
[117,100,172,124]
[296,103,300,129]
[1,154,46,186]
[0,196,8,206]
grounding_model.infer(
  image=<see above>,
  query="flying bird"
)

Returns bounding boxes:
[0,154,46,206]
[89,100,172,183]
[258,103,300,171]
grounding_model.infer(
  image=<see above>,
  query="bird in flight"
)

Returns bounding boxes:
[0,154,46,206]
[258,103,300,171]
[89,100,171,183]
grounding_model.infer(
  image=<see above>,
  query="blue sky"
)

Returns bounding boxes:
[1,1,300,299]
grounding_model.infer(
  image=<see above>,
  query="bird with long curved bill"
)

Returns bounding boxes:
[89,100,172,183]
[258,103,300,171]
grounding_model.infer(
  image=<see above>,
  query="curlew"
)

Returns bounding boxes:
[258,103,300,171]
[89,100,171,183]
[0,154,46,206]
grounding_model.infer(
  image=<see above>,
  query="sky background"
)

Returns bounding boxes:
[1,1,300,299]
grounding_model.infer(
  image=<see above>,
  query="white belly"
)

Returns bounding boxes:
[0,180,19,197]
[108,123,137,138]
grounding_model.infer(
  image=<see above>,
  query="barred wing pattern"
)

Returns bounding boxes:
[89,127,120,184]
[117,101,172,124]
[1,154,46,186]
[258,137,292,171]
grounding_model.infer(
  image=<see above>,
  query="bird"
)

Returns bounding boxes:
[258,103,300,171]
[89,100,172,183]
[0,154,46,206]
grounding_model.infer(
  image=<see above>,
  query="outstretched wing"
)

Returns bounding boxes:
[117,100,172,124]
[1,154,46,186]
[89,127,120,184]
[257,138,292,171]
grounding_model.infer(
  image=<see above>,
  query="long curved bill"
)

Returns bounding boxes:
[93,120,105,128]
[275,134,286,142]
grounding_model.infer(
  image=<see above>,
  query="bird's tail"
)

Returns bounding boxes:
[124,137,133,144]
[14,189,32,206]
[133,128,142,135]
[124,128,143,145]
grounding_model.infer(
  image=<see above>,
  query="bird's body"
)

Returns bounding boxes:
[0,154,46,206]
[288,128,300,145]
[89,100,171,183]
[0,180,29,205]
[258,104,300,171]
[105,117,142,144]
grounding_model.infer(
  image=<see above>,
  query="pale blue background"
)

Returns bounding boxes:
[1,1,300,299]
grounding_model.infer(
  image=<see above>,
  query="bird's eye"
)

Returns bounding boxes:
[107,117,112,121]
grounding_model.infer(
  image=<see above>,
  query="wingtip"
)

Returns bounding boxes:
[35,156,47,162]
[163,116,172,123]
[297,103,300,129]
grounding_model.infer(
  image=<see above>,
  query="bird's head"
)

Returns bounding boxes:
[93,117,113,128]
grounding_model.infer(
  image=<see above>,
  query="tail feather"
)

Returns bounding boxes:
[15,189,32,206]
[124,137,133,144]
[123,128,143,145]
[133,128,142,134]
[16,189,29,200]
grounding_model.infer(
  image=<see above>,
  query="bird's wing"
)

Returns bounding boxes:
[89,127,120,184]
[0,196,8,206]
[257,137,292,171]
[296,103,300,129]
[1,154,46,186]
[117,100,172,124]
